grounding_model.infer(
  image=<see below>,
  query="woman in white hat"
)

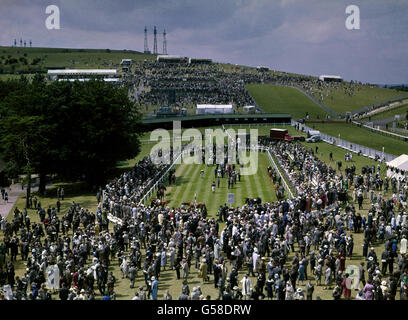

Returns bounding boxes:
[294,287,304,300]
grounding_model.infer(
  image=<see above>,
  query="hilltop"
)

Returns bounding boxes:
[0,46,155,78]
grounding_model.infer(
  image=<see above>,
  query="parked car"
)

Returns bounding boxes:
[306,135,321,143]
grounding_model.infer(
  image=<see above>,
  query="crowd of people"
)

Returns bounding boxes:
[127,60,375,118]
[131,62,256,112]
[0,134,407,300]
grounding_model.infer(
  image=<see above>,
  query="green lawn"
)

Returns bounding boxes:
[322,85,404,114]
[310,122,407,156]
[246,84,328,120]
[164,152,278,215]
[0,46,155,75]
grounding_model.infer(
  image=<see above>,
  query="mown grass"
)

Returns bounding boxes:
[246,84,329,120]
[322,86,404,114]
[309,122,407,156]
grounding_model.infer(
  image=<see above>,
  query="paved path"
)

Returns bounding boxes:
[0,183,41,219]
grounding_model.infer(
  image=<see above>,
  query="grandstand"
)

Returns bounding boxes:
[156,55,188,63]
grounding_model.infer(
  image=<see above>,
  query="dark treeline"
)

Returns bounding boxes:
[0,75,143,195]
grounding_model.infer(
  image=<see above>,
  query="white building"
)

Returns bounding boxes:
[318,75,343,82]
[196,104,233,115]
[386,154,408,179]
[47,69,120,82]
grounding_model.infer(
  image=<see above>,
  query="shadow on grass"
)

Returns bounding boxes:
[173,176,189,187]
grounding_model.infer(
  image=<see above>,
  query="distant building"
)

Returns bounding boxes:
[318,75,343,82]
[256,66,269,72]
[156,55,188,63]
[196,104,233,115]
[189,58,212,64]
[47,69,120,83]
[120,59,133,72]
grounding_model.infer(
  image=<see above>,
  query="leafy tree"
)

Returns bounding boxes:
[0,76,143,196]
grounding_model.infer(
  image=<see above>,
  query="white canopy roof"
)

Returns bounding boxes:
[197,104,232,109]
[387,154,408,170]
[319,74,342,81]
[48,69,117,75]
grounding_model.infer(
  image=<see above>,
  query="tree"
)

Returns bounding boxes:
[0,76,143,195]
[48,79,143,185]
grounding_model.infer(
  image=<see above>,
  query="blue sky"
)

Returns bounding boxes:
[1,0,407,84]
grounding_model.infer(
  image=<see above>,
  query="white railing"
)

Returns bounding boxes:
[257,145,296,199]
[292,120,397,163]
[351,121,408,141]
[138,142,194,206]
[105,142,193,224]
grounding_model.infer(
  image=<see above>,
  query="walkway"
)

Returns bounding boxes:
[0,183,44,219]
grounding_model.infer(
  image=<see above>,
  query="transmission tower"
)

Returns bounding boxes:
[20,38,22,47]
[144,26,150,54]
[30,40,32,47]
[24,40,26,47]
[153,26,158,55]
[14,39,17,47]
[162,29,167,55]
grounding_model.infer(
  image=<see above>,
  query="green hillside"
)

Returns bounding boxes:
[246,84,328,120]
[0,46,155,75]
[318,84,404,114]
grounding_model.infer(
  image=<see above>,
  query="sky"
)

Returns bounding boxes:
[0,0,407,84]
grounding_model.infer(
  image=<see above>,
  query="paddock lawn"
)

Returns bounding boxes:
[164,153,278,215]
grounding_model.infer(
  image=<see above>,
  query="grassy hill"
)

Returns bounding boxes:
[0,46,155,76]
[320,85,404,114]
[246,84,328,120]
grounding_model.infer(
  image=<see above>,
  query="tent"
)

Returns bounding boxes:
[386,154,408,179]
[196,104,233,115]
